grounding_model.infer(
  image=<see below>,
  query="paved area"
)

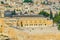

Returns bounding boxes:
[10,25,59,34]
[0,25,60,40]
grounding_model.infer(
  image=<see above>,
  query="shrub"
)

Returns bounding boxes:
[23,0,33,3]
[39,10,49,17]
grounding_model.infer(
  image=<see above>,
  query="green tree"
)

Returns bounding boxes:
[59,12,60,16]
[41,1,45,4]
[23,0,33,3]
[54,16,60,23]
[54,12,60,24]
[53,12,60,30]
[58,24,60,30]
[39,10,49,17]
[50,10,53,19]
[1,1,4,4]
[11,10,16,15]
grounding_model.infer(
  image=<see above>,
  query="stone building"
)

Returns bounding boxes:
[3,16,53,28]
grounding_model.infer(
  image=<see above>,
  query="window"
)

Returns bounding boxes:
[21,22,23,27]
[34,24,37,26]
[45,24,46,25]
[25,24,28,26]
[39,24,41,26]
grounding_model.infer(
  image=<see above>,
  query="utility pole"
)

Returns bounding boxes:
[50,8,53,19]
[50,8,54,27]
